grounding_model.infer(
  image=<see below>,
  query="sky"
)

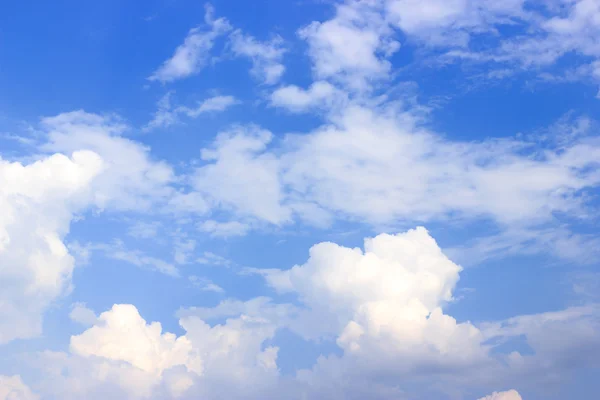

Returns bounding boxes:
[0,0,599,399]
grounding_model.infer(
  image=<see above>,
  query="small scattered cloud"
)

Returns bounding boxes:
[149,4,232,83]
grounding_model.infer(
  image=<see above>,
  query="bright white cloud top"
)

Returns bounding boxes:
[0,0,599,399]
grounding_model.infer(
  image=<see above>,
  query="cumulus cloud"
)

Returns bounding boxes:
[0,149,103,343]
[41,110,176,211]
[264,228,488,364]
[9,229,600,399]
[34,303,281,399]
[0,108,192,343]
[149,5,231,83]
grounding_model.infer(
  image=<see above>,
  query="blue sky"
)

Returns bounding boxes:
[1,1,600,399]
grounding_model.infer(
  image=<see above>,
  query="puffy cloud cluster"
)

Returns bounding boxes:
[36,303,280,399]
[189,105,600,265]
[7,228,600,399]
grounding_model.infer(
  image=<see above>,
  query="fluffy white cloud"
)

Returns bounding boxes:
[34,303,281,399]
[70,305,199,379]
[41,111,175,211]
[193,126,291,225]
[193,105,600,246]
[265,228,487,365]
[0,149,103,343]
[299,0,399,90]
[477,389,522,400]
[10,229,600,399]
[229,30,286,84]
[0,375,38,400]
[0,108,188,344]
[270,81,343,112]
[149,5,231,83]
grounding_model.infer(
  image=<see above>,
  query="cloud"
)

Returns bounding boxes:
[72,241,180,277]
[191,105,600,243]
[299,0,399,90]
[0,375,38,400]
[477,389,522,400]
[149,5,232,83]
[176,95,238,117]
[69,303,98,327]
[34,303,281,399]
[264,228,486,359]
[11,229,600,399]
[41,110,176,212]
[198,220,251,238]
[270,81,343,112]
[70,305,199,379]
[229,30,286,84]
[193,126,291,225]
[0,149,103,343]
[188,276,224,293]
[144,93,238,131]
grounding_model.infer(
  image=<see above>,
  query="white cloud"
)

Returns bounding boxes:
[35,303,281,399]
[0,375,38,400]
[193,105,600,243]
[69,303,98,327]
[149,5,232,83]
[198,220,251,238]
[110,247,179,277]
[477,389,522,400]
[0,149,103,343]
[229,30,286,84]
[144,93,238,131]
[176,95,238,117]
[264,227,487,364]
[10,230,600,399]
[41,110,176,212]
[193,126,291,225]
[270,81,343,112]
[195,251,232,267]
[299,0,399,90]
[70,305,199,379]
[174,238,196,265]
[188,276,224,293]
[76,241,180,277]
[127,221,162,239]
